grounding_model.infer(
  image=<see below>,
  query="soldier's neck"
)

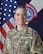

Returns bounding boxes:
[17,24,25,31]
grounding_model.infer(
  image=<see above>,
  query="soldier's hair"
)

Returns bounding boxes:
[15,5,27,14]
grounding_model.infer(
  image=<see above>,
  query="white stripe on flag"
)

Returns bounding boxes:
[2,23,10,33]
[30,0,43,12]
[9,17,16,27]
[0,32,5,45]
[0,49,3,54]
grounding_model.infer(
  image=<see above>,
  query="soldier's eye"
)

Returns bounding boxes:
[17,14,20,16]
[23,14,26,17]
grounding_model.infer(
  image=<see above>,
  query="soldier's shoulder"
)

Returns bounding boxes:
[27,26,34,31]
[6,28,16,37]
[27,26,37,33]
[27,26,38,34]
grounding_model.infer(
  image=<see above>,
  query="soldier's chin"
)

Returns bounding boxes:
[18,23,24,25]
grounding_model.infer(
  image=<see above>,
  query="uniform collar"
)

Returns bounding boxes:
[15,24,28,32]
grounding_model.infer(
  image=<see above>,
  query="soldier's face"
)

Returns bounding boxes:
[14,8,27,25]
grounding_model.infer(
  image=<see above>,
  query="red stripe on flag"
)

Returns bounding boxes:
[0,41,3,50]
[1,27,6,38]
[0,27,2,31]
[6,21,14,29]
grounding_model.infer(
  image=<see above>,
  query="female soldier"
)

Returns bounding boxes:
[3,5,43,54]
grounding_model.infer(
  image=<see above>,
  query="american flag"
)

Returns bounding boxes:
[0,0,18,54]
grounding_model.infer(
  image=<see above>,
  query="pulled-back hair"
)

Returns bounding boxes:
[15,5,27,14]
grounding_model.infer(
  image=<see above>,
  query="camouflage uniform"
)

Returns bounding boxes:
[3,25,42,54]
